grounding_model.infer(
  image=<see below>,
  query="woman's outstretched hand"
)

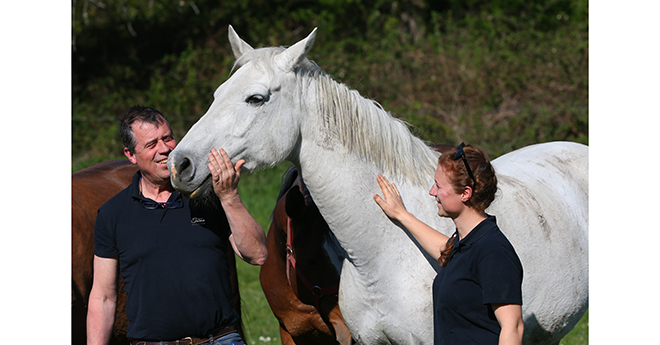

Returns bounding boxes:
[373,174,409,221]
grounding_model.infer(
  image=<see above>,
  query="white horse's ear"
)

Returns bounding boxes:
[228,25,254,60]
[274,27,317,71]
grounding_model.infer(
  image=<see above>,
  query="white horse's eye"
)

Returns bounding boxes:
[246,94,265,105]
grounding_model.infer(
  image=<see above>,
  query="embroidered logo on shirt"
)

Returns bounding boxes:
[191,217,206,225]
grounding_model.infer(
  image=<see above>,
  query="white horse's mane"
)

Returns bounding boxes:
[235,47,439,186]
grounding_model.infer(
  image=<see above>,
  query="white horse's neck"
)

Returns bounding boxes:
[292,69,445,278]
[272,58,449,343]
[298,68,438,186]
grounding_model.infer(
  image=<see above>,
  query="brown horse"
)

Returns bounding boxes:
[260,165,350,345]
[260,146,453,345]
[72,160,137,345]
[71,160,242,344]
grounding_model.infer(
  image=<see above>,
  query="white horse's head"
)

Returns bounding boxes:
[169,25,317,198]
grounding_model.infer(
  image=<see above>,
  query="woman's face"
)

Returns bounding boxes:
[429,164,465,219]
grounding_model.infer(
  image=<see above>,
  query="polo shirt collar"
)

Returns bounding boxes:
[129,171,183,204]
[129,171,142,199]
[452,215,497,254]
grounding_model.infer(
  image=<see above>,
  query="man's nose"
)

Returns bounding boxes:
[156,139,173,152]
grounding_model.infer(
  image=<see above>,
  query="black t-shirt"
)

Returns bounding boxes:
[433,216,523,345]
[94,172,240,340]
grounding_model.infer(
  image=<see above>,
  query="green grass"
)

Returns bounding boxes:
[235,259,281,344]
[559,309,589,345]
[234,164,289,344]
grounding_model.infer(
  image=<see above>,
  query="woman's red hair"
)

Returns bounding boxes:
[437,145,497,267]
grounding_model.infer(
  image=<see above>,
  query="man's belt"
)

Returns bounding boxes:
[130,324,238,345]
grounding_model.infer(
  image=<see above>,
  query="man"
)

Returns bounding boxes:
[87,106,268,345]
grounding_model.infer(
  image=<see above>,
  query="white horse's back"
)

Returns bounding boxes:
[490,142,588,344]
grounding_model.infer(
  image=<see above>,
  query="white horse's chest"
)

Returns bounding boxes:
[296,145,441,343]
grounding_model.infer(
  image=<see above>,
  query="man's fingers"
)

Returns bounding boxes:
[234,159,246,174]
[218,148,234,169]
[208,151,222,178]
[209,148,237,174]
[209,149,221,167]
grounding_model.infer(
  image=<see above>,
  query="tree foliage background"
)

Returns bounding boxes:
[72,0,587,171]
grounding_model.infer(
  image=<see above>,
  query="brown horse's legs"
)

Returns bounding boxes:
[279,325,296,345]
[328,306,352,345]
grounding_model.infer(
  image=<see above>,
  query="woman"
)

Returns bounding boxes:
[373,143,524,345]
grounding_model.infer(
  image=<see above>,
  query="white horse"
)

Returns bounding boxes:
[168,26,588,345]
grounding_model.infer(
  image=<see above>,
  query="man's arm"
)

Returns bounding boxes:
[208,148,268,265]
[87,255,119,345]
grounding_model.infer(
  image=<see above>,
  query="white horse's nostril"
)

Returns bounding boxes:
[173,156,195,183]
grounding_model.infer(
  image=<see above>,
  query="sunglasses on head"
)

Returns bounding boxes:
[453,142,476,188]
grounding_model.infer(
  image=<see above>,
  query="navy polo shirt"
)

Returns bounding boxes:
[94,172,240,340]
[432,216,523,345]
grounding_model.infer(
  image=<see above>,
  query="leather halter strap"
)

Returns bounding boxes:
[284,190,339,311]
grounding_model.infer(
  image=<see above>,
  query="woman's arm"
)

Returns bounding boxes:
[492,303,524,345]
[373,174,449,260]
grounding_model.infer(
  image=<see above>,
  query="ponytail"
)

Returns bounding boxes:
[438,231,458,267]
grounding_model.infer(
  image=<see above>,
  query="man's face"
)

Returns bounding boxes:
[124,120,177,186]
